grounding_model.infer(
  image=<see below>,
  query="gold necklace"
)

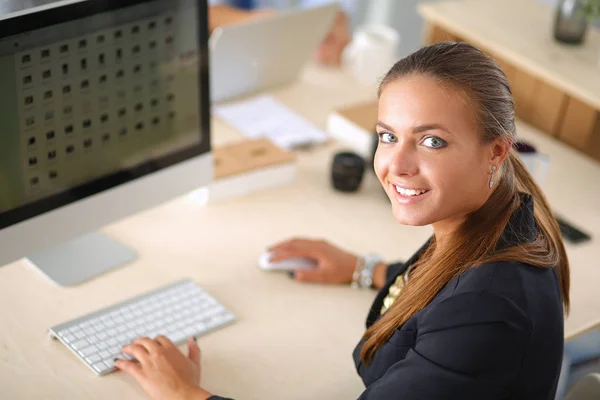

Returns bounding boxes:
[380,271,409,314]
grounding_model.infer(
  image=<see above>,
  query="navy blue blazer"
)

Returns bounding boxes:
[210,194,565,399]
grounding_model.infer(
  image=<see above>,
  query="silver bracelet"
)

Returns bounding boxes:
[350,256,364,289]
[351,253,382,289]
[361,253,383,288]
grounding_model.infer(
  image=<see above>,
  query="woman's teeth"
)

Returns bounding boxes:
[395,186,427,197]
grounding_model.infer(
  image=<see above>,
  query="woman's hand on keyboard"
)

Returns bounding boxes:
[115,336,213,400]
[268,238,358,284]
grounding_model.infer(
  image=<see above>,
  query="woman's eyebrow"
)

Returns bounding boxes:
[376,121,453,136]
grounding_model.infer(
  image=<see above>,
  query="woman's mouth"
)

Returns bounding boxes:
[392,185,431,204]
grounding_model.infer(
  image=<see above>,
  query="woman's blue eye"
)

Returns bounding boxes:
[379,132,397,143]
[422,136,447,149]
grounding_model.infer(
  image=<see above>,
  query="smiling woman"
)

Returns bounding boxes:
[115,42,570,400]
[357,42,570,398]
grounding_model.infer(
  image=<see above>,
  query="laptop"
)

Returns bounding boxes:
[209,3,339,104]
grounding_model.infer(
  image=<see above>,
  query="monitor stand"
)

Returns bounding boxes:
[27,232,136,286]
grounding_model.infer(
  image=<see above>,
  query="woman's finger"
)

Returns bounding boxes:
[133,337,161,354]
[269,244,322,263]
[155,335,177,350]
[268,237,310,252]
[188,337,200,366]
[122,343,150,364]
[114,358,145,381]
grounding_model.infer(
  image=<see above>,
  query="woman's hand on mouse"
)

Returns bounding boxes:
[268,238,357,284]
[115,336,213,400]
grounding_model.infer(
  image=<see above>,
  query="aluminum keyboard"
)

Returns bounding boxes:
[49,279,236,375]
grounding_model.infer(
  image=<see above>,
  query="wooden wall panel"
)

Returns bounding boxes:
[529,82,567,136]
[512,70,540,123]
[423,24,458,44]
[558,97,597,150]
[495,57,517,90]
[588,118,600,161]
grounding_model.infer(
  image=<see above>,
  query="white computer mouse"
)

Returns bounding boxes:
[258,251,318,271]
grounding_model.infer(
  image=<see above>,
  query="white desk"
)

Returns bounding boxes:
[1,65,599,399]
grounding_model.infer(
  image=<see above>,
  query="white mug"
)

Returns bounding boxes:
[343,24,400,87]
[515,142,550,185]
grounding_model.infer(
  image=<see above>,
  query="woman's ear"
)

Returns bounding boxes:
[490,139,512,165]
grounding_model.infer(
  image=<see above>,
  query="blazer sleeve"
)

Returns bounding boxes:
[358,291,533,400]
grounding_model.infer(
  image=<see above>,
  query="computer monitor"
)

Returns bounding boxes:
[0,0,212,286]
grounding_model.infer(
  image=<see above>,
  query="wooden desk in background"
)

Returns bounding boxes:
[419,0,600,162]
[0,65,599,399]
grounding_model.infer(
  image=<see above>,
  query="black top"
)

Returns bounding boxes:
[209,194,564,400]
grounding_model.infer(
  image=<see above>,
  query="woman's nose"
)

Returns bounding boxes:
[389,143,419,177]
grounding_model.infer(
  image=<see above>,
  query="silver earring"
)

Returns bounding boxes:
[489,165,497,188]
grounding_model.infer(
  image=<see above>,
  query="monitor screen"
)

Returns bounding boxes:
[0,0,210,230]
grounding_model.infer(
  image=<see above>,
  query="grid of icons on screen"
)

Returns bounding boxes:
[16,14,180,197]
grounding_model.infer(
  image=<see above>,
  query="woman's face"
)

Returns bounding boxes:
[374,74,502,232]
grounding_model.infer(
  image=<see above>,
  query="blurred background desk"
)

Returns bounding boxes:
[0,64,599,399]
[419,0,600,162]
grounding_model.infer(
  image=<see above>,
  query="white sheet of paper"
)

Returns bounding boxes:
[212,94,328,150]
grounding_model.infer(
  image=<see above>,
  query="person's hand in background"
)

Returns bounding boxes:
[208,5,275,34]
[268,238,358,284]
[313,10,351,67]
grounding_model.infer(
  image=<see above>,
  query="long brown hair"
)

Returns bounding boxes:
[361,42,570,364]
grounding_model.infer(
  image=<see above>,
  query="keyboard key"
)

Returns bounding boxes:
[132,309,144,317]
[169,331,187,343]
[97,341,110,350]
[71,339,89,350]
[92,362,108,373]
[69,325,82,333]
[99,350,111,359]
[62,333,76,343]
[104,319,116,328]
[74,330,87,340]
[103,359,115,369]
[183,327,196,336]
[87,334,100,345]
[86,354,102,364]
[79,321,92,329]
[122,312,134,320]
[79,345,99,357]
[194,322,207,332]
